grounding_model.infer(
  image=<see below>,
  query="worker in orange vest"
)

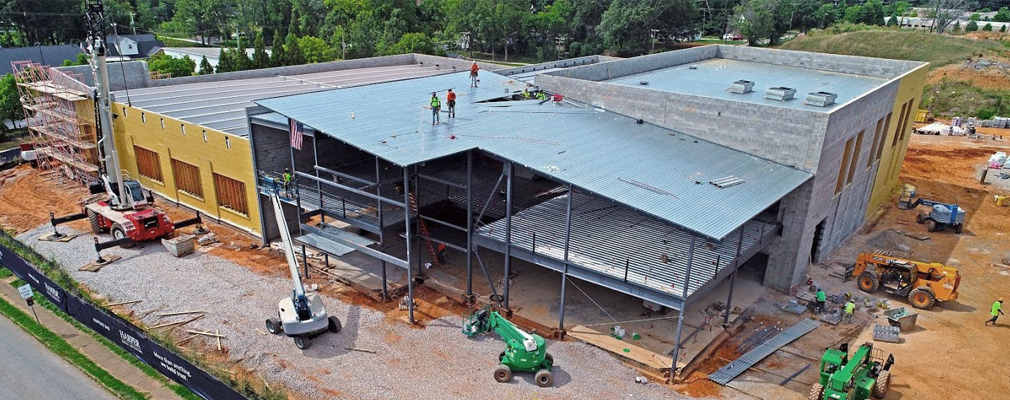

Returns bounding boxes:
[446,89,456,118]
[470,61,479,88]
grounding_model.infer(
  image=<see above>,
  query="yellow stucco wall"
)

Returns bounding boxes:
[111,102,261,235]
[865,64,930,217]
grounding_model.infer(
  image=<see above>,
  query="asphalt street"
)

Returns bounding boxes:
[0,315,115,400]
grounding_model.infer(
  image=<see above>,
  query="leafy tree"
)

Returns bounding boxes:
[284,33,306,65]
[970,12,980,21]
[198,56,214,75]
[231,48,252,70]
[216,48,234,72]
[887,13,898,26]
[289,8,302,37]
[253,31,270,69]
[814,3,840,29]
[1002,24,1007,32]
[386,32,435,55]
[791,0,823,32]
[994,7,1010,22]
[734,0,775,46]
[148,54,196,78]
[983,22,993,31]
[599,0,697,55]
[0,74,24,134]
[298,36,334,62]
[173,0,230,45]
[966,20,978,31]
[271,33,287,66]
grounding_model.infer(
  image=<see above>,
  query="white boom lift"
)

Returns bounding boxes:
[264,191,341,349]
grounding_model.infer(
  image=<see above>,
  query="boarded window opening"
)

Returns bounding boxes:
[214,173,248,215]
[847,131,863,185]
[836,137,854,195]
[875,113,892,162]
[171,159,203,199]
[867,119,883,168]
[141,112,146,123]
[225,137,231,149]
[134,146,163,183]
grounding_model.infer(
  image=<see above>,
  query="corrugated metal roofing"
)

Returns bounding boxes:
[606,58,887,112]
[113,64,448,137]
[255,71,812,240]
[709,319,820,384]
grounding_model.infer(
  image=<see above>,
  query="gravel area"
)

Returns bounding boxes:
[19,225,705,399]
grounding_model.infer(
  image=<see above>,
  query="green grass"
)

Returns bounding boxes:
[923,79,1010,118]
[0,294,149,399]
[0,267,11,278]
[779,27,1007,68]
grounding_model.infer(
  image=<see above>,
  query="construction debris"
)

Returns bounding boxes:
[197,233,218,245]
[186,329,227,338]
[344,347,377,354]
[779,363,812,386]
[155,310,205,317]
[149,314,204,330]
[106,299,143,307]
[778,301,807,315]
[709,319,821,385]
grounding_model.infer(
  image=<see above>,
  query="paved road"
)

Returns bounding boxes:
[0,315,116,400]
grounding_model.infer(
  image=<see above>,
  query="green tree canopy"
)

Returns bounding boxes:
[198,56,214,75]
[386,32,435,55]
[148,54,197,78]
[966,20,978,32]
[983,22,993,31]
[0,73,24,133]
[253,31,270,69]
[271,33,287,67]
[994,7,1010,22]
[216,48,234,72]
[298,36,335,63]
[284,33,306,65]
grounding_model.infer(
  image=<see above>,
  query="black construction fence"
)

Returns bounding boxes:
[0,230,245,400]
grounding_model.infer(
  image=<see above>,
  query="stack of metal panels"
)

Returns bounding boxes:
[708,319,821,385]
[765,87,796,101]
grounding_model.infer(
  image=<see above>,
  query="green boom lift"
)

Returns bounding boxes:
[810,342,894,400]
[462,305,555,387]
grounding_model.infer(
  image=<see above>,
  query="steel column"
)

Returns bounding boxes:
[301,244,309,279]
[313,133,324,225]
[503,161,513,309]
[376,156,387,299]
[724,270,737,325]
[403,167,414,323]
[466,150,474,299]
[559,186,573,330]
[670,236,696,374]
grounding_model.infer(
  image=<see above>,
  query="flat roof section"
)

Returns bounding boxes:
[605,58,887,112]
[114,64,448,137]
[255,71,811,240]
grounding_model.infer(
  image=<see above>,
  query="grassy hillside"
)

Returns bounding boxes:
[779,28,1006,68]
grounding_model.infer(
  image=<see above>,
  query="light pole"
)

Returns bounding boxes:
[650,29,660,53]
[555,35,565,60]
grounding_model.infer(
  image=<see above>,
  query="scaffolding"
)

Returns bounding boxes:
[12,61,98,183]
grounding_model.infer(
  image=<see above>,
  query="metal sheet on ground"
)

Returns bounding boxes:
[708,319,820,385]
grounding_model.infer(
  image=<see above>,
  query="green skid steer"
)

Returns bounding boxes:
[810,342,894,400]
[462,305,555,387]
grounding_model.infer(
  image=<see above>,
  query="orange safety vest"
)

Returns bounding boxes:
[470,64,479,75]
[447,91,456,101]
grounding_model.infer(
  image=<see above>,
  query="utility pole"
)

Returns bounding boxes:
[650,29,660,53]
[129,12,136,34]
[555,35,565,60]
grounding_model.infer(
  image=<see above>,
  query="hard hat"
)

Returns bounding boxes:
[1001,297,1005,302]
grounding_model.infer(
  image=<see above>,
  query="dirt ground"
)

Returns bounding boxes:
[1,130,1009,399]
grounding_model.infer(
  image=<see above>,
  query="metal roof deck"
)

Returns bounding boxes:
[605,58,887,112]
[255,71,812,240]
[113,64,448,137]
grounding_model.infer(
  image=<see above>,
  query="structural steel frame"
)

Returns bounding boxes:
[252,119,783,374]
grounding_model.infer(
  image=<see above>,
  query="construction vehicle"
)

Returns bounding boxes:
[809,342,894,400]
[47,0,201,249]
[896,184,966,233]
[853,252,960,309]
[264,190,341,349]
[462,305,554,387]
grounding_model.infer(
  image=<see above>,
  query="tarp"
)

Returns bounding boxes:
[916,122,965,135]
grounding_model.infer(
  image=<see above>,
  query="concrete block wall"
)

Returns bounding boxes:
[718,46,924,80]
[544,46,718,82]
[58,61,150,91]
[496,56,605,76]
[536,73,826,172]
[150,54,416,87]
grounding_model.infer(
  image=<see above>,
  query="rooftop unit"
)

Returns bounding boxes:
[765,87,796,101]
[804,91,838,107]
[729,80,754,94]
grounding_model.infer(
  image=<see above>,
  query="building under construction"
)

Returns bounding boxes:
[20,47,927,378]
[245,46,928,376]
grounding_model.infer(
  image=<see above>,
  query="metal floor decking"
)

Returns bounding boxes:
[475,193,778,298]
[708,319,821,385]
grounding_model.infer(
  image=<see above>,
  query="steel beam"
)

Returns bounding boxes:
[418,173,466,189]
[295,171,404,208]
[724,270,737,325]
[314,164,374,185]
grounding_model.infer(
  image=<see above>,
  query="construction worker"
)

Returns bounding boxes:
[470,61,479,88]
[843,300,856,324]
[522,87,531,99]
[446,89,456,118]
[815,288,826,314]
[437,243,447,264]
[430,92,441,125]
[986,297,1005,326]
[282,168,293,197]
[536,91,547,101]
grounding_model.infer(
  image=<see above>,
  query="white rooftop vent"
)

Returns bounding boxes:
[805,91,838,107]
[765,87,796,101]
[729,80,754,94]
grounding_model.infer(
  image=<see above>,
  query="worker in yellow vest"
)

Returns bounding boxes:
[987,297,1004,326]
[843,300,856,324]
[430,92,441,125]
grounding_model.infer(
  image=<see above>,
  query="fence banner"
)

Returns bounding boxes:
[0,237,245,400]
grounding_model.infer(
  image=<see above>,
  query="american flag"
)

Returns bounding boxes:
[289,119,304,150]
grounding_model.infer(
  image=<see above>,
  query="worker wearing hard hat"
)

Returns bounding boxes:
[470,61,479,88]
[987,298,1005,326]
[843,300,856,324]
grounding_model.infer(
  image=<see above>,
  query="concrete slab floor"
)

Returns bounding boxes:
[420,243,769,371]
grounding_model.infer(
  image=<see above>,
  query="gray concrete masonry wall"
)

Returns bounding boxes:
[149,54,415,87]
[58,61,149,92]
[495,56,605,76]
[718,46,924,80]
[545,46,718,82]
